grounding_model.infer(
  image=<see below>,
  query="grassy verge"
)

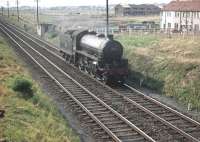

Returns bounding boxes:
[116,33,200,110]
[0,35,80,142]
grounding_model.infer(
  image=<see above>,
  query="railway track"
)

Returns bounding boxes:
[115,84,200,141]
[1,19,200,141]
[0,21,155,142]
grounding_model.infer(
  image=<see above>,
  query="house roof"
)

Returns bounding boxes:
[163,0,200,11]
[116,4,160,10]
[115,4,131,8]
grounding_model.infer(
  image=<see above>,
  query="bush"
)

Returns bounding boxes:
[11,76,34,99]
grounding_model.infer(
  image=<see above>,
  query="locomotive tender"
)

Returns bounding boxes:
[60,30,128,84]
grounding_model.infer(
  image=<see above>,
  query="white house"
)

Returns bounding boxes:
[160,0,200,33]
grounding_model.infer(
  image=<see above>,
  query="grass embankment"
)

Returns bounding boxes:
[0,36,80,142]
[116,34,200,110]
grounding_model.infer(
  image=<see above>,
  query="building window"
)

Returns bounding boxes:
[167,12,171,17]
[168,23,171,28]
[194,24,199,31]
[183,12,186,18]
[187,12,190,18]
[174,23,179,30]
[163,24,166,29]
[194,12,197,18]
[175,12,180,17]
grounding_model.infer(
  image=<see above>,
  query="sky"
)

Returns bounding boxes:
[0,0,172,7]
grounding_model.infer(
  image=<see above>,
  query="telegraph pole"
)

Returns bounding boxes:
[106,0,109,37]
[7,1,9,18]
[16,0,19,21]
[1,7,3,16]
[36,0,39,24]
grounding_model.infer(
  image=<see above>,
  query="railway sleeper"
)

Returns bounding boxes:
[137,104,159,109]
[69,91,87,95]
[84,123,99,129]
[89,108,109,112]
[104,121,125,126]
[78,113,90,118]
[165,117,183,122]
[66,98,77,103]
[73,94,91,98]
[149,110,167,114]
[90,111,111,116]
[141,104,160,109]
[92,130,109,136]
[117,133,142,139]
[59,95,69,100]
[96,134,111,139]
[131,98,151,103]
[112,128,136,134]
[98,117,119,122]
[72,90,89,94]
[116,132,141,139]
[75,96,93,100]
[159,113,177,118]
[77,98,96,102]
[62,86,79,90]
[121,138,146,142]
[72,107,84,113]
[87,105,105,110]
[107,124,130,130]
[185,127,200,133]
[81,118,96,124]
[57,92,69,96]
[69,103,80,108]
[83,103,103,108]
[84,103,102,108]
[94,114,115,119]
[92,126,106,131]
[125,95,144,99]
[81,101,99,105]
[169,119,188,126]
[146,107,167,111]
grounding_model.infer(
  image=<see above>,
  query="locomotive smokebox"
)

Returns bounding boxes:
[103,40,123,61]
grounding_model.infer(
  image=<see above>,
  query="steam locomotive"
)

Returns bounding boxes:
[60,30,128,84]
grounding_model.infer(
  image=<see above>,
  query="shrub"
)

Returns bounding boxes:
[11,76,34,99]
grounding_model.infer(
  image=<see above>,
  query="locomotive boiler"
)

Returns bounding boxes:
[60,30,128,84]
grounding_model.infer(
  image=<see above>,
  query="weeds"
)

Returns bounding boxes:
[117,34,200,110]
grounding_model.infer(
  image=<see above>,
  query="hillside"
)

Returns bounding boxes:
[116,34,200,110]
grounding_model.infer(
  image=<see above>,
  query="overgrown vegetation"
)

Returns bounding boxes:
[0,36,80,142]
[117,33,200,110]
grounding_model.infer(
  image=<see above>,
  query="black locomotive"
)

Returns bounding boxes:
[60,30,128,84]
